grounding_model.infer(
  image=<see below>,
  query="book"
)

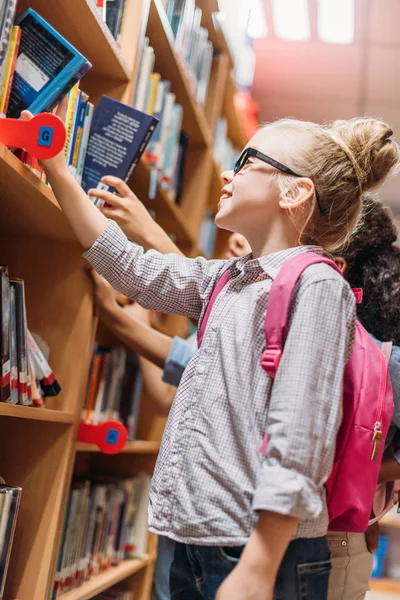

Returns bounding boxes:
[0,0,17,89]
[70,92,89,175]
[0,483,21,599]
[75,101,94,185]
[7,9,92,119]
[133,45,155,113]
[0,26,21,116]
[9,286,18,404]
[147,72,161,115]
[172,130,189,204]
[81,95,158,207]
[161,103,183,188]
[96,0,107,22]
[10,280,31,406]
[105,0,126,41]
[0,266,11,403]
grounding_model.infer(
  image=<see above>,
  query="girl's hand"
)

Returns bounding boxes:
[21,97,69,177]
[88,176,157,246]
[215,563,273,600]
[87,268,119,316]
[123,301,151,326]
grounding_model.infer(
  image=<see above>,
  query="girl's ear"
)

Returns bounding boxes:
[334,256,347,274]
[278,178,314,211]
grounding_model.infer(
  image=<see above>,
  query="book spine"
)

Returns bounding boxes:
[124,116,158,183]
[134,46,154,112]
[9,285,18,404]
[75,102,94,185]
[64,84,80,159]
[0,26,21,116]
[0,267,11,403]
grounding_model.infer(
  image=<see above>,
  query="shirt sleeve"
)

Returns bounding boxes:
[252,276,356,521]
[162,336,197,386]
[83,220,225,320]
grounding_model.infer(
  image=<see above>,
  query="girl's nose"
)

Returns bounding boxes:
[221,169,234,184]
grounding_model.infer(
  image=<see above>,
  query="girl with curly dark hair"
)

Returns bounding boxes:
[328,198,400,600]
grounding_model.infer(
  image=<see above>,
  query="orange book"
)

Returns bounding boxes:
[84,353,102,422]
[0,26,21,115]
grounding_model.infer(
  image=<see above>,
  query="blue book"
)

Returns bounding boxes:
[81,95,158,204]
[7,9,91,118]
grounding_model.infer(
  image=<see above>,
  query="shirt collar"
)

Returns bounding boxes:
[229,245,324,280]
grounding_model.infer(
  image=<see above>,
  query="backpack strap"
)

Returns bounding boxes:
[261,252,341,379]
[198,269,230,348]
[381,341,393,366]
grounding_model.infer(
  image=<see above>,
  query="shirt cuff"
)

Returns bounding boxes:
[252,466,324,521]
[162,337,196,386]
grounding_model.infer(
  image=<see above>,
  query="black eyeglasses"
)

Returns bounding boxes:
[234,147,327,215]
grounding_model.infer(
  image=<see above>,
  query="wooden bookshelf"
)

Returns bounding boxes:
[60,558,149,600]
[0,0,251,598]
[75,440,160,454]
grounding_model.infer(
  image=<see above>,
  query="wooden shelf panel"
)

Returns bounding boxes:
[75,440,160,453]
[370,578,400,593]
[147,0,212,147]
[0,403,75,424]
[196,0,235,68]
[17,0,131,83]
[224,74,248,150]
[59,558,149,600]
[131,160,195,245]
[0,145,76,242]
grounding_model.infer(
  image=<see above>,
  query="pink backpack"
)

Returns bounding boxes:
[198,252,394,533]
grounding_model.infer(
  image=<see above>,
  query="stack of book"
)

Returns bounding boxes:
[0,483,21,598]
[95,0,127,43]
[64,84,95,185]
[82,347,142,442]
[0,266,61,407]
[163,0,214,105]
[213,117,240,173]
[53,474,151,597]
[95,589,134,600]
[134,40,190,204]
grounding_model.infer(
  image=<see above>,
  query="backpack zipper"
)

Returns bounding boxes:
[371,422,383,462]
[371,353,388,462]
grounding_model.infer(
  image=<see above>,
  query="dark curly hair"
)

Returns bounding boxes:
[337,198,400,345]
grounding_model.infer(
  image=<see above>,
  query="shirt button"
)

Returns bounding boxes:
[197,365,205,374]
[341,540,347,547]
[186,409,192,418]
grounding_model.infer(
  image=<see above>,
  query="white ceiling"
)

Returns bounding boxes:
[252,0,400,212]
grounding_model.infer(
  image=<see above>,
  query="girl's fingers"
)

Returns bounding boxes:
[88,188,123,207]
[101,176,133,198]
[55,96,69,121]
[20,110,34,121]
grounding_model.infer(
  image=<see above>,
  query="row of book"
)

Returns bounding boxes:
[53,474,150,597]
[163,0,214,106]
[0,266,61,406]
[0,483,21,599]
[134,40,189,204]
[213,117,240,174]
[95,0,127,43]
[0,0,17,96]
[83,347,142,442]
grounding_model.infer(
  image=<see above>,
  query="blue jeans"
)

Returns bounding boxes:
[153,535,176,600]
[170,537,331,600]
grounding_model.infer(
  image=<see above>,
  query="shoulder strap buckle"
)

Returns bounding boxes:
[261,348,282,379]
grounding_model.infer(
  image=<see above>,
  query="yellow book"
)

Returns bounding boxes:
[147,72,161,115]
[0,27,21,115]
[63,83,80,158]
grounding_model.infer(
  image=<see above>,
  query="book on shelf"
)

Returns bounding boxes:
[83,347,142,442]
[96,0,127,43]
[81,95,158,208]
[213,117,241,173]
[199,211,217,258]
[164,0,214,105]
[0,25,21,117]
[0,483,22,599]
[53,474,151,597]
[0,0,17,91]
[0,270,61,407]
[6,8,92,119]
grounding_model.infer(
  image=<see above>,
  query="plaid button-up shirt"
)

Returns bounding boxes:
[85,220,356,544]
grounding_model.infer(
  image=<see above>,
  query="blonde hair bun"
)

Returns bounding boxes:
[331,117,400,194]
